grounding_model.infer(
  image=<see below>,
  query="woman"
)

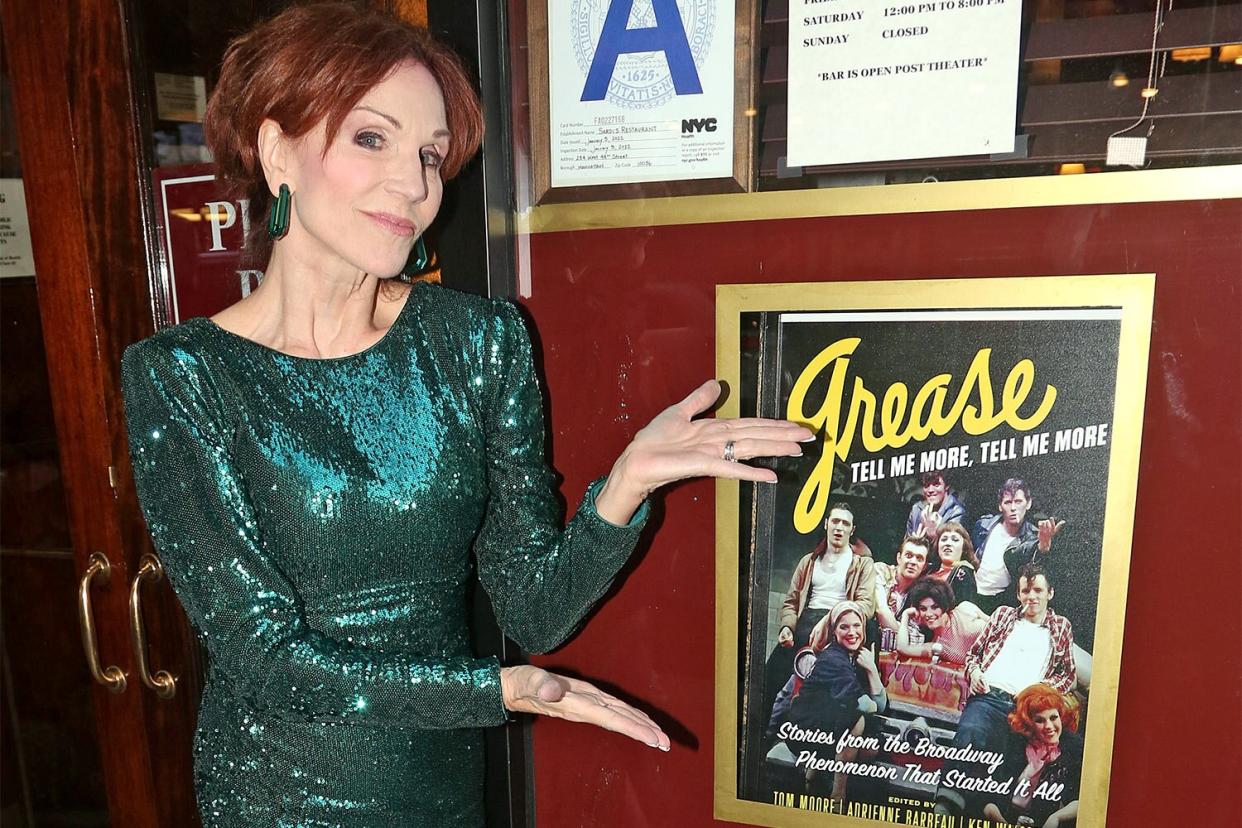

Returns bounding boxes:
[896,577,988,666]
[785,601,886,799]
[928,521,979,608]
[982,685,1083,828]
[121,5,809,825]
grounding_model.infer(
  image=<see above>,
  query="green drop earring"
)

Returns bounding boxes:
[402,236,431,277]
[267,183,291,240]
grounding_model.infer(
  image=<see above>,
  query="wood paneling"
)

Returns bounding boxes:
[1021,73,1242,125]
[1025,3,1242,59]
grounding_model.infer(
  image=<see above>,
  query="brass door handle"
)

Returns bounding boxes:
[129,554,177,699]
[78,552,126,693]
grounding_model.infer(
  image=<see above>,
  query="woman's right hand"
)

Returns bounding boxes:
[500,665,670,751]
[594,381,813,525]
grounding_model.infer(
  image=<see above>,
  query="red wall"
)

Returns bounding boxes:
[522,198,1242,827]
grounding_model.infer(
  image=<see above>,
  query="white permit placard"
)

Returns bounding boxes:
[0,180,36,279]
[786,0,1022,167]
[548,0,735,188]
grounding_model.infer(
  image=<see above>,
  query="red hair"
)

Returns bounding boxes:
[204,1,483,262]
[1008,684,1080,738]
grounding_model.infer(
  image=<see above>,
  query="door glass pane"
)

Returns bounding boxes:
[139,0,290,167]
[134,0,302,328]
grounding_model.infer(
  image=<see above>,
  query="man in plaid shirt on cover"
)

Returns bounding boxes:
[934,563,1077,816]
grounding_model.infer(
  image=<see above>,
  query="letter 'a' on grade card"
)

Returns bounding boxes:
[714,275,1154,828]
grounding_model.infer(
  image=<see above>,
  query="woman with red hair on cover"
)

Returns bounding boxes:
[983,684,1084,827]
[120,3,809,824]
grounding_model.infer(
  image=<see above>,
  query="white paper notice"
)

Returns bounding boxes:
[548,0,734,188]
[786,0,1022,166]
[0,180,36,279]
[154,73,207,123]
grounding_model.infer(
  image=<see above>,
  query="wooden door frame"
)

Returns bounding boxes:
[1,0,199,824]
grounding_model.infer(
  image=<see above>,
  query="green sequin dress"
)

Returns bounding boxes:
[121,282,648,827]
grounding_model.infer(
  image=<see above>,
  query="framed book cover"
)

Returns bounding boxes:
[715,276,1154,828]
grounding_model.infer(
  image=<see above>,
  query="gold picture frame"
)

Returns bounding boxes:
[715,275,1154,828]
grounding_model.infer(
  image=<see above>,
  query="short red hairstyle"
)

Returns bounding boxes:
[204,1,483,261]
[1008,684,1080,739]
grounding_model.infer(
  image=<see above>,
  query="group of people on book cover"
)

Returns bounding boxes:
[762,472,1089,828]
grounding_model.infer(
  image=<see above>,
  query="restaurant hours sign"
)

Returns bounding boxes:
[786,0,1022,166]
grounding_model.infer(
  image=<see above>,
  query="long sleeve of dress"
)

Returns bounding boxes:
[472,301,649,654]
[122,341,508,729]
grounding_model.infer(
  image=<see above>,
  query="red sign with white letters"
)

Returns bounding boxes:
[152,164,259,323]
[151,164,438,324]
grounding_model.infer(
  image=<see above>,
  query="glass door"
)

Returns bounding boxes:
[0,36,112,827]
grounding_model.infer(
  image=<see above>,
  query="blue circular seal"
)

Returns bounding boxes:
[571,0,716,111]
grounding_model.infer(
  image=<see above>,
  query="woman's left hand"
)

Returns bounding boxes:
[501,665,670,751]
[596,380,812,524]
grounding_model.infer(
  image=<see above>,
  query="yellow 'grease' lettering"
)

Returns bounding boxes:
[786,338,1057,534]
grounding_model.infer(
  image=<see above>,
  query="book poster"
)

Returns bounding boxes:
[715,276,1153,828]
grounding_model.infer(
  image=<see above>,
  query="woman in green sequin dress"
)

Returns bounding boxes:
[122,5,810,826]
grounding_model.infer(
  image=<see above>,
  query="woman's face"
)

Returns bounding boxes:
[938,530,964,565]
[1031,707,1063,747]
[914,597,946,629]
[834,613,864,651]
[276,61,449,279]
